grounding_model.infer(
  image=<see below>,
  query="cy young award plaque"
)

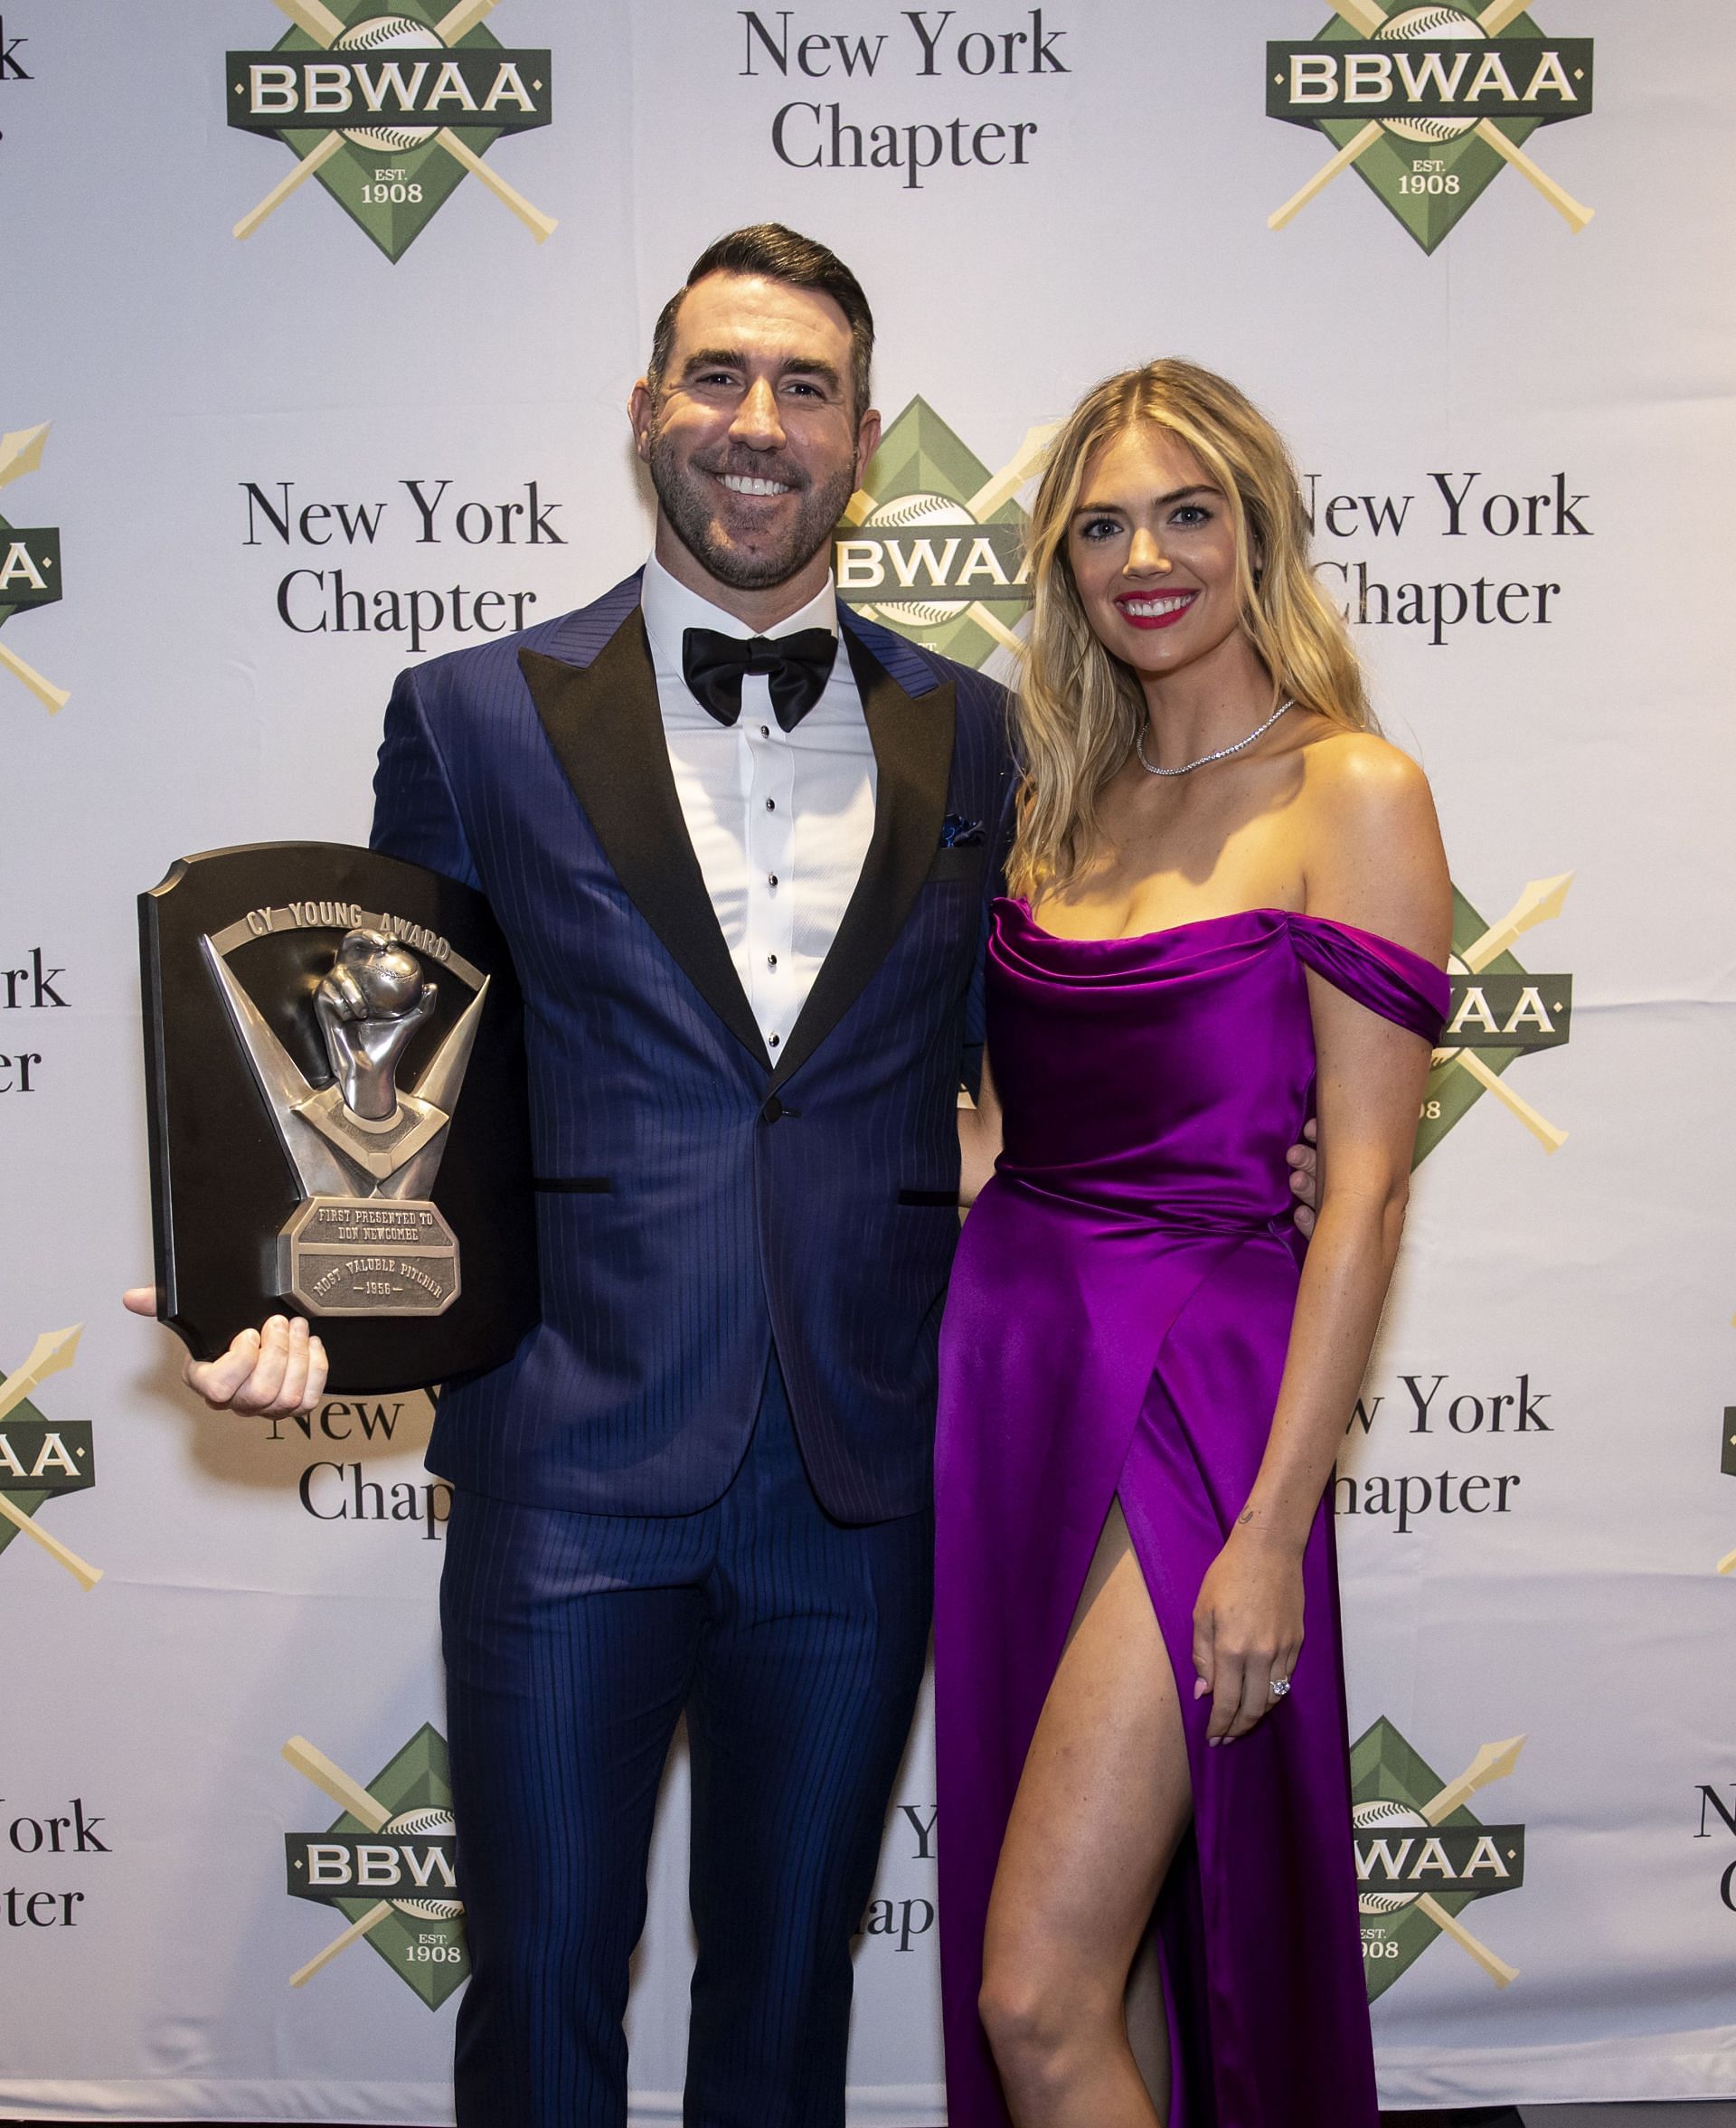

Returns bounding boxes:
[139,844,536,1392]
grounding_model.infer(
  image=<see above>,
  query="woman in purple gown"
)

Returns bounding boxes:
[934,362,1451,2128]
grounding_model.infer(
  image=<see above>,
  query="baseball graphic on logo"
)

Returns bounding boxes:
[1353,1798,1429,1914]
[335,14,444,154]
[1377,5,1483,144]
[862,493,977,631]
[382,1806,462,1920]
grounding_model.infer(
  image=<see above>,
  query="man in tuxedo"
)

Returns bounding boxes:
[140,223,1005,2125]
[134,223,1316,2123]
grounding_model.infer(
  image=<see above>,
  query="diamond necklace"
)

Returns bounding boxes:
[1133,697,1294,778]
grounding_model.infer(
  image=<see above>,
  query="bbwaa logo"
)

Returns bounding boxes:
[0,1323,100,1590]
[281,1726,465,2005]
[0,422,65,714]
[1416,871,1572,1167]
[1352,1719,1525,1998]
[1268,3,1594,251]
[227,0,554,260]
[834,400,1054,671]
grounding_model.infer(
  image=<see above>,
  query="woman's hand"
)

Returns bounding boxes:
[1191,1525,1304,1744]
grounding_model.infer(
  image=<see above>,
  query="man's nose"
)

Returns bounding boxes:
[731,376,787,447]
[1126,528,1172,575]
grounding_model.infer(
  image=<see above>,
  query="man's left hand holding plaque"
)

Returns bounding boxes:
[129,844,537,1397]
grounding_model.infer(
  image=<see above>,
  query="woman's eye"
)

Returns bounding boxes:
[1171,505,1209,528]
[1079,517,1120,541]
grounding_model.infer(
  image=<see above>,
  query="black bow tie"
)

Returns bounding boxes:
[681,626,837,733]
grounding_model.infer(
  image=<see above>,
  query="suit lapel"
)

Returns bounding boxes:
[769,627,955,1092]
[519,613,771,1070]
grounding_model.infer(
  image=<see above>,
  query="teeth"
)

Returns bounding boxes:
[1121,593,1194,617]
[720,474,791,497]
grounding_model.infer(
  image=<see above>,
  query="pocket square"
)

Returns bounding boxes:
[939,813,985,849]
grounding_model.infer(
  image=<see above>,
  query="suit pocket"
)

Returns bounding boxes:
[898,1187,960,1207]
[924,846,985,884]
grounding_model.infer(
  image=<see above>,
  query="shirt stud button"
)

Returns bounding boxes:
[760,725,770,738]
[767,874,778,887]
[767,954,778,968]
[769,1035,781,1049]
[765,799,776,811]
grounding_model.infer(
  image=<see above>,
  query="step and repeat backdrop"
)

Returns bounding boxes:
[3,1,1734,2119]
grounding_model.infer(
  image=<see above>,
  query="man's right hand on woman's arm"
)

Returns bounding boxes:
[120,1290,328,1416]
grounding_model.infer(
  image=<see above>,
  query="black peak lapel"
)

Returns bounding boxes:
[769,630,955,1092]
[519,616,770,1070]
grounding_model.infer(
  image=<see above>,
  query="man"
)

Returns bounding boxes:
[129,225,1317,2123]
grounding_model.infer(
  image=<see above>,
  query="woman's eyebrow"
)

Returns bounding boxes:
[1071,483,1222,517]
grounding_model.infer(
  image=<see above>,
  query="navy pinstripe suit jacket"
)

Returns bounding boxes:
[370,572,1014,1524]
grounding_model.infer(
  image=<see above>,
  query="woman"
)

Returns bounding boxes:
[933,360,1451,2128]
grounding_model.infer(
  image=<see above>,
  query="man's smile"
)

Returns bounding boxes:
[716,471,796,499]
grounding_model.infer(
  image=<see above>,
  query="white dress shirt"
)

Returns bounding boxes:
[639,554,877,1057]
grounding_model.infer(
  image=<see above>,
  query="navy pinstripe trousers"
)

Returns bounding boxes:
[440,1354,934,2127]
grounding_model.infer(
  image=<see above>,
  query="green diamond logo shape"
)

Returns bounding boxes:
[1414,874,1572,1168]
[227,2,554,262]
[0,1384,95,1563]
[0,1327,99,1585]
[1351,1718,1525,2000]
[1267,6,1595,252]
[285,1724,467,2009]
[835,399,1050,672]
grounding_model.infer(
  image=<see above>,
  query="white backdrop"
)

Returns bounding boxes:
[4,0,1735,2117]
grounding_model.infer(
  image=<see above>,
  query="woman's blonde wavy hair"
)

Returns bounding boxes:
[1007,359,1373,902]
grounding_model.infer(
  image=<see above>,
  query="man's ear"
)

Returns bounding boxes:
[628,380,655,466]
[854,405,882,487]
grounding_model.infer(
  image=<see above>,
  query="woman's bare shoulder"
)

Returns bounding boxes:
[1296,727,1448,956]
[1297,725,1431,811]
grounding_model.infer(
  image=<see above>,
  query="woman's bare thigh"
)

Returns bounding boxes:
[985,1499,1194,2000]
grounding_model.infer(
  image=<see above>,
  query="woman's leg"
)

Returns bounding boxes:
[978,1500,1191,2128]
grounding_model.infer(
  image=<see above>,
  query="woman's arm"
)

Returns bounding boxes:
[958,1045,1005,1206]
[1194,739,1450,1745]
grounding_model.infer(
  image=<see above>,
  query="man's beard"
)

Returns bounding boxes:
[646,426,855,591]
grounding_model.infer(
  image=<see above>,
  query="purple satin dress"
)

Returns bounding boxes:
[934,900,1448,2128]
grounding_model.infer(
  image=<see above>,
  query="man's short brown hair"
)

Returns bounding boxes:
[645,223,874,420]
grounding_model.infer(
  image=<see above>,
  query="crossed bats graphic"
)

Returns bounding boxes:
[1270,0,1594,234]
[1382,1731,1526,1986]
[842,423,1059,659]
[235,0,557,244]
[0,1325,102,1589]
[0,424,68,714]
[283,1733,455,1987]
[1439,872,1573,1155]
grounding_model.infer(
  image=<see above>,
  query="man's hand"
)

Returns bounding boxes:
[121,1290,327,1416]
[1286,1118,1320,1239]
